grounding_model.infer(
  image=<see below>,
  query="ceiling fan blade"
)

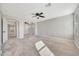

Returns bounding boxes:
[40,12,43,14]
[40,16,45,18]
[24,22,30,25]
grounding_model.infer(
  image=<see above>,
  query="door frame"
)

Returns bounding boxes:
[8,19,17,38]
[1,16,3,45]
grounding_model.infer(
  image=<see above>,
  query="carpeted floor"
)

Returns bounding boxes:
[1,34,79,56]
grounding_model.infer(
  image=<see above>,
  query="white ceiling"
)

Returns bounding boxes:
[0,3,78,23]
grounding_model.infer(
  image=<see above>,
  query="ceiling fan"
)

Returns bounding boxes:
[24,22,30,25]
[32,12,45,19]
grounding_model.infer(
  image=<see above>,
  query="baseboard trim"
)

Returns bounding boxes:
[36,34,74,41]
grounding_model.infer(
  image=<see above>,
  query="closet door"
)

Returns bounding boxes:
[0,16,8,47]
[74,13,79,48]
[0,14,2,47]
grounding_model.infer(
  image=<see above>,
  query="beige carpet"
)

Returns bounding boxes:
[1,34,79,56]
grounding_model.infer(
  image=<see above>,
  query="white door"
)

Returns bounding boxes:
[0,14,2,47]
[74,14,79,48]
[3,17,8,43]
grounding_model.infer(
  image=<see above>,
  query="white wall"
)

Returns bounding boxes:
[37,14,73,39]
[28,23,35,34]
[24,24,29,34]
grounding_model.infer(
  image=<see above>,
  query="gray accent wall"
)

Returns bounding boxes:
[37,14,73,39]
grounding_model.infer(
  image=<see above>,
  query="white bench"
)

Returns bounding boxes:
[35,41,54,56]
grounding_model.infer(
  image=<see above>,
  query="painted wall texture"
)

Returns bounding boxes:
[37,14,73,39]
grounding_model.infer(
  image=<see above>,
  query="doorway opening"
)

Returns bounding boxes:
[8,20,17,39]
